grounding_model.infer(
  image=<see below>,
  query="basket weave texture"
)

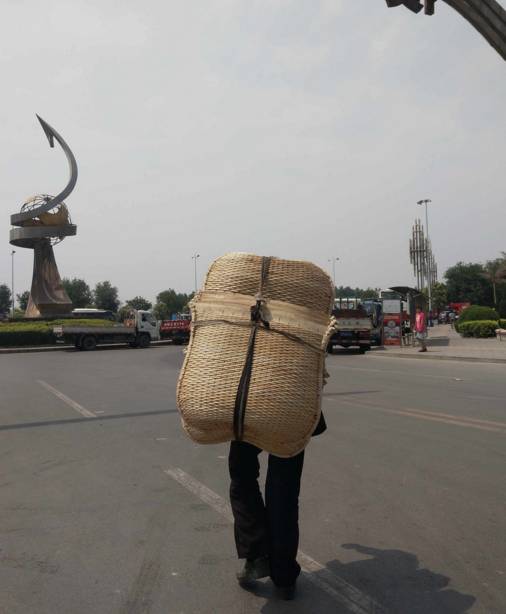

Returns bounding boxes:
[176,252,334,457]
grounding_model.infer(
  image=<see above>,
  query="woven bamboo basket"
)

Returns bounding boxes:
[176,252,335,457]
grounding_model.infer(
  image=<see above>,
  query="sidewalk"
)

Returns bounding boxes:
[371,324,506,364]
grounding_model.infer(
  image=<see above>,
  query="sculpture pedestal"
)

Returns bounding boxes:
[25,239,72,318]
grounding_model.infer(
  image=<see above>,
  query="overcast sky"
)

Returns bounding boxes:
[1,0,505,305]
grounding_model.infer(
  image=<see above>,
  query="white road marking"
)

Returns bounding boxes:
[37,380,96,419]
[334,397,506,433]
[164,467,384,613]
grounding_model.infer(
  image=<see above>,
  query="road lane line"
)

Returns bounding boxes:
[334,398,505,433]
[37,380,96,419]
[164,467,384,613]
[403,407,506,429]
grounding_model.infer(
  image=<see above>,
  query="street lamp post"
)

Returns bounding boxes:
[417,199,432,311]
[192,253,200,294]
[328,257,339,295]
[11,250,16,318]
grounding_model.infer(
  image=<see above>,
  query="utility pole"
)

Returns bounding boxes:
[328,257,339,295]
[192,253,200,294]
[11,250,16,318]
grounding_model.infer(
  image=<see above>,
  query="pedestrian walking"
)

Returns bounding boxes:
[415,306,428,352]
[229,413,326,600]
[449,311,456,330]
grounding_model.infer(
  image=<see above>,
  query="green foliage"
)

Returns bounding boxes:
[444,262,492,306]
[0,284,12,314]
[16,290,30,311]
[498,299,506,319]
[335,286,379,299]
[62,278,93,308]
[499,319,506,328]
[431,282,448,311]
[94,281,120,312]
[154,289,194,320]
[458,305,499,325]
[457,320,499,338]
[0,319,114,347]
[125,296,152,310]
[482,258,506,306]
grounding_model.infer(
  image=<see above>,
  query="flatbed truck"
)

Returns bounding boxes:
[53,310,160,350]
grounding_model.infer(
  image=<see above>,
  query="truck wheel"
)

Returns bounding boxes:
[81,335,97,351]
[139,334,150,348]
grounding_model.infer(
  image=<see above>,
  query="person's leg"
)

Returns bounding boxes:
[228,441,268,561]
[265,450,305,588]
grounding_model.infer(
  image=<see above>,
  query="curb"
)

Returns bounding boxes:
[370,351,506,365]
[0,340,176,355]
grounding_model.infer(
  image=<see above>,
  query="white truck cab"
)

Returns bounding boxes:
[129,310,161,341]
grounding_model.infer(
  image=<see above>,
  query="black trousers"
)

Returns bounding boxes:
[228,440,304,587]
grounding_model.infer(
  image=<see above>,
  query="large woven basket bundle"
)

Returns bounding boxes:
[176,253,334,457]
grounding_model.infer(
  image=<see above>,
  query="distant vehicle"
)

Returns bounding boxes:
[160,313,191,345]
[328,301,372,353]
[361,299,383,345]
[54,309,160,350]
[71,308,115,320]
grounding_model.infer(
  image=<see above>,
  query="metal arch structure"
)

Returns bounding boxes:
[9,116,78,318]
[386,0,506,61]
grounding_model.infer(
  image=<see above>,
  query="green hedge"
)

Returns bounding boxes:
[458,305,499,325]
[0,319,114,347]
[458,320,500,338]
[500,319,506,329]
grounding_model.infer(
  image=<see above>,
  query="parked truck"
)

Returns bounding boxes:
[160,313,191,345]
[53,309,160,350]
[327,299,372,353]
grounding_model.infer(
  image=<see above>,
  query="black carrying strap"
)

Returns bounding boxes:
[233,257,271,441]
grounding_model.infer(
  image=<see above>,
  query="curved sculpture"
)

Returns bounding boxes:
[385,1,506,61]
[10,116,78,318]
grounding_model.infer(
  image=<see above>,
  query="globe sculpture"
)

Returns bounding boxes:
[9,116,78,318]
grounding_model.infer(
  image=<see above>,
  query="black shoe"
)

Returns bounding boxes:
[275,584,296,600]
[236,556,270,587]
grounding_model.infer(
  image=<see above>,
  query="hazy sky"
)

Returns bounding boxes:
[1,0,505,305]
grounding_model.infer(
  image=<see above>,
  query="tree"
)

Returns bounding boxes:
[431,282,448,311]
[62,278,93,308]
[16,290,30,311]
[125,296,152,310]
[444,262,492,306]
[360,287,380,299]
[154,289,193,320]
[335,286,379,299]
[93,281,120,312]
[0,284,12,315]
[482,258,506,307]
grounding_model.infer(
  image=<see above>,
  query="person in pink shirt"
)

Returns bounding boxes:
[415,306,428,352]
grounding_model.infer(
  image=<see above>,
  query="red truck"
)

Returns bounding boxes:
[160,314,191,344]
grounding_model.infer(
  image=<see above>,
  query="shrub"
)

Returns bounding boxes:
[500,319,506,329]
[0,319,114,347]
[458,320,498,338]
[458,305,500,325]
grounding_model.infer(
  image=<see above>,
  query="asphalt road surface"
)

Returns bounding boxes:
[0,346,504,614]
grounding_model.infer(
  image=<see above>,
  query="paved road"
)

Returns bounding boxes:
[0,346,504,613]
